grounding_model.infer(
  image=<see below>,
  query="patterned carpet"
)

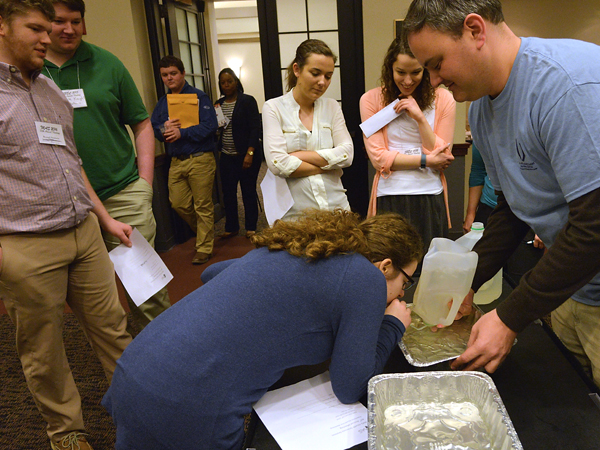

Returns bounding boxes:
[0,313,132,450]
[1,168,269,449]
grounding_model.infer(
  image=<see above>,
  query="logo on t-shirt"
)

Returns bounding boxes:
[516,140,537,171]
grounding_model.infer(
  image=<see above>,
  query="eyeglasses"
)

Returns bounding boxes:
[398,267,416,291]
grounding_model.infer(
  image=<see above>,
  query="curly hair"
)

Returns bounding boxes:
[252,209,423,272]
[380,31,435,110]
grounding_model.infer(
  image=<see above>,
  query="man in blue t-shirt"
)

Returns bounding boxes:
[405,0,600,388]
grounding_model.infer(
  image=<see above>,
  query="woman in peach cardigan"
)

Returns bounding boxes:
[360,34,456,257]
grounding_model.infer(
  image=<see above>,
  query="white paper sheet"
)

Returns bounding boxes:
[260,169,294,225]
[108,228,173,306]
[253,372,368,450]
[359,99,403,138]
[214,104,230,128]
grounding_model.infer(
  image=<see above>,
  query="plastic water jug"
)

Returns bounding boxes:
[455,222,503,305]
[412,238,478,326]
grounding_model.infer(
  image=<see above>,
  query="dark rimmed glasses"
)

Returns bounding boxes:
[398,267,416,291]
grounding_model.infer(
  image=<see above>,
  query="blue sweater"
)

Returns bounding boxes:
[103,248,405,450]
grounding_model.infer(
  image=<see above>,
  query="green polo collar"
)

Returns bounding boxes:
[45,40,93,69]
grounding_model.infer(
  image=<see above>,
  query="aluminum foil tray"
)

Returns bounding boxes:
[399,304,483,367]
[368,371,523,450]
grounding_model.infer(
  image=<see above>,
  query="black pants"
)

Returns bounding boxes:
[474,201,495,227]
[219,152,261,233]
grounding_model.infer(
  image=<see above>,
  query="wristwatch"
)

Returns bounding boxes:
[247,150,254,156]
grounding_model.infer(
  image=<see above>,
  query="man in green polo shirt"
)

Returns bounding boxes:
[44,0,170,331]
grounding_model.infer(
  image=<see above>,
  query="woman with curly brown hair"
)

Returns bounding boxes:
[103,209,422,450]
[360,33,456,256]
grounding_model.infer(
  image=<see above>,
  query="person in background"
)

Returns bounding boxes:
[262,39,353,221]
[0,1,132,448]
[405,0,600,386]
[360,33,455,257]
[464,143,544,248]
[102,209,421,450]
[463,143,497,233]
[44,0,170,330]
[151,55,218,265]
[214,68,262,239]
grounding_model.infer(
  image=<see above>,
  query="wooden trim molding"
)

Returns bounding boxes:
[452,142,470,157]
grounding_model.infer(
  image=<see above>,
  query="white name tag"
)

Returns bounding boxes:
[62,88,87,108]
[35,121,66,146]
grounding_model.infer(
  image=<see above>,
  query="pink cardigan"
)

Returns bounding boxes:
[359,87,456,224]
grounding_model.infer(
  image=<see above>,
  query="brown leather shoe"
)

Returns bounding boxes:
[192,251,212,265]
[245,230,256,238]
[218,231,237,239]
[51,432,93,450]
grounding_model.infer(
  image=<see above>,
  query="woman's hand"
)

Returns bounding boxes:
[394,95,424,122]
[385,299,412,330]
[425,144,454,171]
[243,152,253,169]
[463,214,475,234]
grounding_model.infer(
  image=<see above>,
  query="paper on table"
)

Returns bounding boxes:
[359,99,402,138]
[253,372,368,450]
[260,170,294,225]
[108,228,173,306]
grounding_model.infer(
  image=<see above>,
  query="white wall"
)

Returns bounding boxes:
[218,40,265,108]
[213,1,265,110]
[84,0,156,110]
[504,0,600,44]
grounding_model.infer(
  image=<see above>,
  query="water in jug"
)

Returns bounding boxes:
[412,238,478,326]
[455,222,503,305]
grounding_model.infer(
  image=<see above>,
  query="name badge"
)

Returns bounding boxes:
[35,121,66,146]
[62,88,88,108]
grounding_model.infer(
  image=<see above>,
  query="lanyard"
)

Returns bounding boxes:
[44,61,82,90]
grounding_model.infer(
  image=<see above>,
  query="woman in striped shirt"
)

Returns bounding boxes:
[215,68,263,238]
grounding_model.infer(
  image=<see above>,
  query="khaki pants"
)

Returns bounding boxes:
[0,214,132,443]
[552,298,600,388]
[102,177,171,330]
[169,153,216,253]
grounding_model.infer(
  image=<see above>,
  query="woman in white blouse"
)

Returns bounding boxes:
[262,39,354,220]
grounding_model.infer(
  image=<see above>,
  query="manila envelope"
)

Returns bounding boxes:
[167,94,199,128]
